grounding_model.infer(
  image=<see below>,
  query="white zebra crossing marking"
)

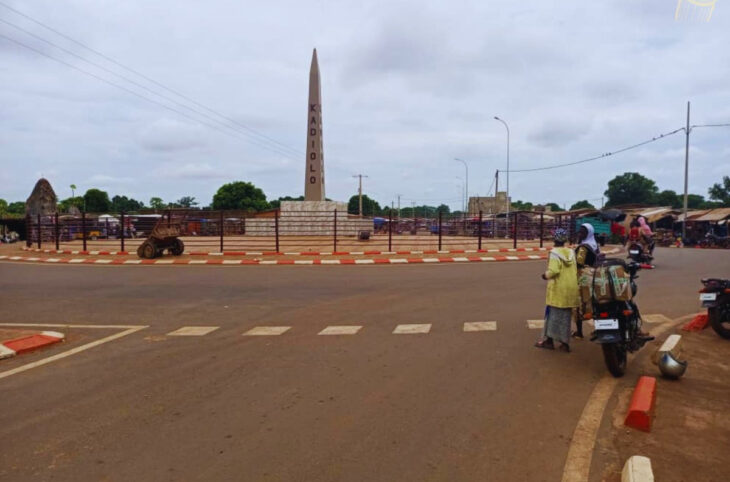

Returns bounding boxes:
[318,325,362,335]
[527,320,545,329]
[167,326,220,336]
[463,321,497,332]
[642,314,672,324]
[243,326,291,336]
[393,324,431,334]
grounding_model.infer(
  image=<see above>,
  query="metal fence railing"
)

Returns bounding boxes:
[25,210,581,254]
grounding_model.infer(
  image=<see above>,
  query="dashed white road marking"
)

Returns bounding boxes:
[642,313,672,324]
[393,323,431,334]
[318,325,362,335]
[167,326,220,336]
[463,321,497,332]
[527,319,545,329]
[243,326,291,336]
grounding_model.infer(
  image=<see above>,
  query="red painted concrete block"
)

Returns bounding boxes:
[682,313,708,332]
[624,376,657,432]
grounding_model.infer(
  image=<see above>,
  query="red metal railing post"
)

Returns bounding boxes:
[37,213,42,249]
[54,212,59,250]
[82,211,87,251]
[25,214,31,247]
[478,210,483,250]
[219,210,224,252]
[438,211,443,251]
[512,212,517,249]
[333,209,338,252]
[539,211,544,248]
[120,211,125,252]
[275,210,280,253]
[388,210,392,251]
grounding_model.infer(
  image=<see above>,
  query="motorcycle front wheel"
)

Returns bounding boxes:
[709,307,730,339]
[602,343,627,377]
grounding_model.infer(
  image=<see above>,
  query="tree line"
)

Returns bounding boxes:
[1,173,728,218]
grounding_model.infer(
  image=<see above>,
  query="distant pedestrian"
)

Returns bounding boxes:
[535,228,580,352]
[573,223,600,339]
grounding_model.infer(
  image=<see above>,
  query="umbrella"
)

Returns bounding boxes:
[599,209,626,222]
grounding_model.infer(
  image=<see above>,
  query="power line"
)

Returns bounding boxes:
[0,17,303,159]
[691,123,730,129]
[505,127,685,173]
[0,2,305,158]
[0,32,304,160]
[0,31,305,160]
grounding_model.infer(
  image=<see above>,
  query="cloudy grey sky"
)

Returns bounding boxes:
[1,0,729,210]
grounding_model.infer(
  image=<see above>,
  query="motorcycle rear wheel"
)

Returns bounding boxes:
[602,343,627,377]
[709,307,730,339]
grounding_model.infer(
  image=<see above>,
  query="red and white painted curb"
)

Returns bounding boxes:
[2,253,550,266]
[22,246,550,257]
[0,331,65,360]
[6,247,621,267]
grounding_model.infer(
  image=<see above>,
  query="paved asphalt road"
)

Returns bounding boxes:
[0,248,727,481]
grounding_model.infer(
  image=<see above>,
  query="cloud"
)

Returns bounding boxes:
[1,0,728,210]
[137,118,208,152]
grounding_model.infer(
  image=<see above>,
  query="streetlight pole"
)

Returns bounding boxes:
[454,158,469,214]
[494,116,510,231]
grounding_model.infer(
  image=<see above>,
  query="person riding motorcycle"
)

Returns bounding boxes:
[637,216,655,255]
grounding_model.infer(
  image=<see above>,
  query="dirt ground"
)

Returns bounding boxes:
[593,324,730,481]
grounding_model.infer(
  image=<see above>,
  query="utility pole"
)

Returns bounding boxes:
[454,158,469,214]
[682,101,691,240]
[397,194,401,220]
[352,174,369,216]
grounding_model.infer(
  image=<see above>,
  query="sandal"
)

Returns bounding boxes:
[559,343,571,353]
[534,339,555,350]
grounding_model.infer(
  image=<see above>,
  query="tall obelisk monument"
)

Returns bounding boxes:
[305,48,325,201]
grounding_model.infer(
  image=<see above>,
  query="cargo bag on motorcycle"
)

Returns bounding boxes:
[592,260,633,303]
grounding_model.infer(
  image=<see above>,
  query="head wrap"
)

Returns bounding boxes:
[580,223,599,252]
[553,228,568,243]
[638,217,653,236]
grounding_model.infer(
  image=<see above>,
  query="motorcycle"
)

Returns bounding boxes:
[699,233,730,249]
[627,241,653,264]
[591,260,654,377]
[699,278,730,339]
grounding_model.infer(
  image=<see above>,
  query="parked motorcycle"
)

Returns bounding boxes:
[700,278,730,339]
[699,233,730,249]
[627,241,653,264]
[591,260,654,377]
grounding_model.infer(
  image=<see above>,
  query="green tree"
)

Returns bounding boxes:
[270,195,304,209]
[687,194,705,209]
[58,196,84,213]
[546,203,565,212]
[110,195,144,212]
[708,176,730,206]
[569,200,595,210]
[347,194,381,216]
[176,196,198,208]
[604,172,658,206]
[83,188,111,212]
[653,190,680,208]
[512,200,534,211]
[212,181,269,212]
[436,204,450,215]
[149,197,165,210]
[7,201,25,215]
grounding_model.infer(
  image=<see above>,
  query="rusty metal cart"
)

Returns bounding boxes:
[137,211,186,259]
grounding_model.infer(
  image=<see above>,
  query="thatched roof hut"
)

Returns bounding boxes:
[25,178,57,217]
